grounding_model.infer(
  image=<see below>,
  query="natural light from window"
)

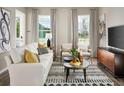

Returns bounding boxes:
[78,15,90,49]
[38,15,52,44]
[16,9,25,47]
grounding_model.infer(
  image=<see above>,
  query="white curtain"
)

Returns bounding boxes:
[72,9,78,48]
[90,8,99,57]
[31,9,39,42]
[51,9,56,60]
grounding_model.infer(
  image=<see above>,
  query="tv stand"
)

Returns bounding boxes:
[97,47,124,77]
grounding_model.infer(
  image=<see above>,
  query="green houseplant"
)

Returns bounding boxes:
[70,48,80,66]
[70,48,78,57]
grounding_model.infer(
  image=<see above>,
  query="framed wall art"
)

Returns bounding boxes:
[0,8,11,53]
[98,13,106,47]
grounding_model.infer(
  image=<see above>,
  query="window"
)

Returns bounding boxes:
[16,17,20,38]
[78,15,90,47]
[38,15,51,44]
[15,9,25,47]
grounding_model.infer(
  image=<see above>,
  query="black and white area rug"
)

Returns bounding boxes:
[44,62,114,86]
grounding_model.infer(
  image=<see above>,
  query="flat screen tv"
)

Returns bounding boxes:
[108,25,124,50]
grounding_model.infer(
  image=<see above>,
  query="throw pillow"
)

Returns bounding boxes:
[24,49,39,63]
[9,49,22,64]
[4,55,13,66]
[37,48,48,55]
[38,43,45,48]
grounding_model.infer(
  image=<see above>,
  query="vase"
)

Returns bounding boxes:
[70,57,81,66]
[78,52,83,64]
[72,57,77,63]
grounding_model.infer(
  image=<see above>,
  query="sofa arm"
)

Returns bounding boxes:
[48,49,53,53]
[39,53,53,61]
[8,63,44,86]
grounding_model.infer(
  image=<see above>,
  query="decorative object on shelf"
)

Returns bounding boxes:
[98,14,106,39]
[0,8,10,53]
[47,38,51,48]
[70,48,81,66]
[78,49,83,64]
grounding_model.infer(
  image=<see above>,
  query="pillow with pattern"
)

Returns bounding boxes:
[37,48,48,55]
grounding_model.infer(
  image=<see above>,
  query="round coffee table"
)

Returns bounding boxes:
[63,60,91,82]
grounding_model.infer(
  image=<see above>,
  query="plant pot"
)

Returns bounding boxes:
[70,57,81,66]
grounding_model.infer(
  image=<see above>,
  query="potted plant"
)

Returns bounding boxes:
[70,48,81,66]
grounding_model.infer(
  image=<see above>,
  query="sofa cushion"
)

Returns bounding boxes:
[0,52,12,71]
[24,49,39,63]
[39,53,53,61]
[9,49,22,64]
[25,43,38,54]
[39,53,53,69]
[16,47,25,62]
[38,43,45,48]
[37,48,48,55]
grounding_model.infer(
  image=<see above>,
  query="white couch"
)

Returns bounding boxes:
[4,42,53,86]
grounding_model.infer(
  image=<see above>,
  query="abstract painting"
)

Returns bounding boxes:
[0,8,10,53]
[98,14,106,47]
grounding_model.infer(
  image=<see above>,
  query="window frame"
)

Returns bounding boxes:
[38,15,52,44]
[78,15,90,46]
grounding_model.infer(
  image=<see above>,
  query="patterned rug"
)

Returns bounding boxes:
[44,62,114,86]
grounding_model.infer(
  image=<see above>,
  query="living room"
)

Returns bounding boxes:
[1,5,124,87]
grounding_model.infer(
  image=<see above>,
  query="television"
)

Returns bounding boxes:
[108,25,124,50]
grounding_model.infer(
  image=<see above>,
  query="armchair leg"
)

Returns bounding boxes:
[60,51,63,62]
[60,56,62,62]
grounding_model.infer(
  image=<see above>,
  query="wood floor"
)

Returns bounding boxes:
[0,70,10,86]
[98,63,124,86]
[0,58,124,86]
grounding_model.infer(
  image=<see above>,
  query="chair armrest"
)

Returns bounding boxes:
[88,49,92,52]
[60,48,62,52]
[8,63,44,86]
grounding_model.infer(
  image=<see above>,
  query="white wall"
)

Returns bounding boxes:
[56,8,72,55]
[4,7,26,48]
[0,7,26,72]
[26,8,32,44]
[16,9,26,47]
[77,7,91,15]
[99,7,124,27]
[99,7,124,47]
[26,7,51,44]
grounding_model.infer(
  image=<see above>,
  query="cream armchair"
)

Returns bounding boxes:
[78,43,91,57]
[60,43,72,61]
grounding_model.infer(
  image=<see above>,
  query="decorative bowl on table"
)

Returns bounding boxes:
[70,61,81,66]
[69,58,81,66]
